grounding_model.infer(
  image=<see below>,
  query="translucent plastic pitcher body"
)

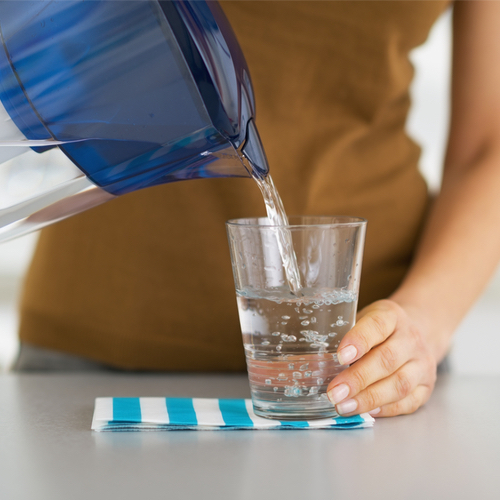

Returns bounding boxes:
[0,0,268,242]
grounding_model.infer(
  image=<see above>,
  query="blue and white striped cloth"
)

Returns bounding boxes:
[91,397,374,431]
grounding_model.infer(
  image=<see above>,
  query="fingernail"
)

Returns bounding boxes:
[368,407,381,416]
[328,383,350,404]
[336,398,358,415]
[337,345,357,365]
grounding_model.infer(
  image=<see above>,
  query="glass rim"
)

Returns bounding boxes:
[226,215,367,229]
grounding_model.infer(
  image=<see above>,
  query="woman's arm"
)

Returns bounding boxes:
[327,0,500,417]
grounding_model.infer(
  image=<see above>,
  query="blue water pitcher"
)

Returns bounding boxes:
[0,0,268,241]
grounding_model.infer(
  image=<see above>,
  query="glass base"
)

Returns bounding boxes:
[252,401,339,421]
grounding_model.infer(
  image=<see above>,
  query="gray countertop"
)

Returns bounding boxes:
[1,372,499,500]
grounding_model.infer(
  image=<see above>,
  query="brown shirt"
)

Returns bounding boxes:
[19,1,450,370]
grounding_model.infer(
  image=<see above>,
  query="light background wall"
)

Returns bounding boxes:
[0,8,499,372]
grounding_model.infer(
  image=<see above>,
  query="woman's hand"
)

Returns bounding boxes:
[326,299,438,417]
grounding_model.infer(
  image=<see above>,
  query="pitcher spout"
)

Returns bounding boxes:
[240,119,269,179]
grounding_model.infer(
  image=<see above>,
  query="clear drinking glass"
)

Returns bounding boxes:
[226,216,367,420]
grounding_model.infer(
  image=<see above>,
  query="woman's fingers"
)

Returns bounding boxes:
[325,299,438,416]
[327,332,417,406]
[332,361,435,416]
[370,384,434,418]
[336,300,399,365]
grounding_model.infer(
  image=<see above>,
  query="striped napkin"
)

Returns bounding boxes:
[91,397,374,431]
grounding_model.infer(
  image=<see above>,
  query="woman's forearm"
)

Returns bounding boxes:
[390,147,500,362]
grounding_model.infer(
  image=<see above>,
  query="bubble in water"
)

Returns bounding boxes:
[281,315,291,320]
[299,330,328,347]
[273,387,278,392]
[308,387,319,395]
[310,317,317,324]
[299,316,308,320]
[276,345,282,352]
[304,371,312,378]
[284,385,303,397]
[299,363,309,371]
[301,320,310,326]
[303,309,313,314]
[265,379,272,385]
[312,370,321,377]
[288,363,295,370]
[336,316,349,326]
[261,340,270,345]
[277,373,288,381]
[317,378,324,385]
[328,332,337,337]
[312,304,320,309]
[292,372,302,379]
[271,331,281,336]
[287,335,297,342]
